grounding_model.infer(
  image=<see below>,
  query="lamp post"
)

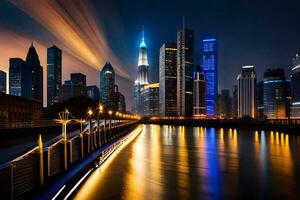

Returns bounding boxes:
[98,105,103,146]
[87,109,93,152]
[58,109,71,171]
[108,110,112,141]
[75,119,85,159]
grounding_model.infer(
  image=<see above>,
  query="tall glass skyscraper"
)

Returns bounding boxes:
[202,38,217,117]
[26,43,43,104]
[263,68,287,119]
[159,42,177,116]
[47,45,62,106]
[237,66,257,118]
[177,27,194,117]
[134,29,149,114]
[193,65,206,117]
[9,58,31,98]
[0,70,6,93]
[100,62,116,110]
[291,54,300,117]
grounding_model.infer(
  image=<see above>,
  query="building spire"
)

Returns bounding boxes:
[183,16,185,29]
[140,26,146,48]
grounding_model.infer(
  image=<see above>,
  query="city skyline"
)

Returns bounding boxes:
[0,0,300,109]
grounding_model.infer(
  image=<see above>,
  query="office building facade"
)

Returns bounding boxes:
[202,38,217,117]
[26,43,43,104]
[47,45,62,106]
[100,62,116,110]
[0,70,6,93]
[9,58,31,98]
[141,83,159,116]
[263,68,287,119]
[177,28,194,117]
[237,66,257,118]
[159,42,177,116]
[291,54,300,117]
[193,65,206,117]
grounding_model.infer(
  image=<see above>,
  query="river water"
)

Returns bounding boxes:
[73,125,300,199]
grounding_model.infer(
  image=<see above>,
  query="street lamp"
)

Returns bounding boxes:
[108,110,113,141]
[87,109,93,152]
[75,118,85,159]
[98,104,103,146]
[57,109,71,171]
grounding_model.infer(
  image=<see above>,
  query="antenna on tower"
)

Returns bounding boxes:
[142,25,145,43]
[183,16,185,29]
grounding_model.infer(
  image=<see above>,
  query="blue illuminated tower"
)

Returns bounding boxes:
[202,38,217,117]
[133,28,149,114]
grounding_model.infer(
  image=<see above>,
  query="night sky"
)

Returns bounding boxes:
[0,0,299,110]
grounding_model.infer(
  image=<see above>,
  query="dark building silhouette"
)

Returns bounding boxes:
[202,38,218,117]
[118,92,126,113]
[0,70,6,93]
[47,45,62,106]
[219,89,231,119]
[0,93,42,129]
[100,62,116,110]
[26,43,43,104]
[263,68,287,119]
[87,85,99,101]
[9,58,31,98]
[257,81,264,119]
[71,73,86,86]
[232,85,238,119]
[56,79,86,103]
[177,26,194,117]
[159,42,177,116]
[193,65,206,117]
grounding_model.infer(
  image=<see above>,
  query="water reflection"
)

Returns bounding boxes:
[74,125,300,199]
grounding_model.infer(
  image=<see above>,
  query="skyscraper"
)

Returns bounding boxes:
[0,70,6,93]
[193,65,206,117]
[141,83,159,116]
[47,45,62,106]
[159,42,177,116]
[257,81,264,119]
[202,38,217,117]
[237,66,257,118]
[263,68,287,119]
[220,89,231,119]
[9,58,31,98]
[26,43,43,104]
[177,25,194,117]
[232,85,238,119]
[291,54,300,117]
[87,85,100,101]
[100,62,116,110]
[118,92,126,113]
[71,73,86,86]
[134,29,149,114]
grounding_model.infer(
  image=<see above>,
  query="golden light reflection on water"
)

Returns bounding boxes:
[73,125,299,199]
[177,126,190,199]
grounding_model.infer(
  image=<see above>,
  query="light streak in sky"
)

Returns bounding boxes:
[9,0,130,79]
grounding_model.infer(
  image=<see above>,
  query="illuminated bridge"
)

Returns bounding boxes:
[0,108,141,199]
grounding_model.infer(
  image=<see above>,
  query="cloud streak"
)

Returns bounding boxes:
[9,0,130,79]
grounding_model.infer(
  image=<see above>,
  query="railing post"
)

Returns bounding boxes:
[38,134,44,186]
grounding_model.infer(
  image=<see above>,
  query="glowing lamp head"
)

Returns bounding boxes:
[88,109,93,116]
[99,105,103,113]
[108,110,113,115]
